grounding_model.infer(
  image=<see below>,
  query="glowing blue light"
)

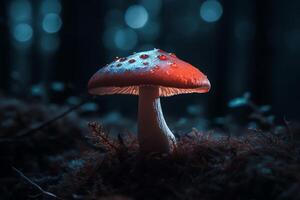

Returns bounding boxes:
[68,159,85,170]
[81,102,99,112]
[102,111,122,124]
[200,0,223,23]
[228,92,251,108]
[114,28,138,50]
[9,0,31,21]
[187,105,203,116]
[125,5,148,29]
[228,97,247,108]
[67,96,81,105]
[13,23,33,42]
[40,0,62,14]
[42,13,62,34]
[51,81,64,92]
[30,84,43,96]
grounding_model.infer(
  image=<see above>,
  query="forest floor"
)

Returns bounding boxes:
[0,95,300,200]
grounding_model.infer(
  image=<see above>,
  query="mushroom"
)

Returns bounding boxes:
[88,49,210,154]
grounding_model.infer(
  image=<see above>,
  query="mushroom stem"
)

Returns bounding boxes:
[138,86,176,154]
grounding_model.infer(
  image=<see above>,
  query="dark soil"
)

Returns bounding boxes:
[0,96,300,200]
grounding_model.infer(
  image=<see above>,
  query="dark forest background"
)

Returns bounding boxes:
[0,0,299,122]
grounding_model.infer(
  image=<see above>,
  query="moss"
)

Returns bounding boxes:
[1,97,299,200]
[48,122,299,200]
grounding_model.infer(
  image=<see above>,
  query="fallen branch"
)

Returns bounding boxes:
[16,99,89,138]
[12,166,63,200]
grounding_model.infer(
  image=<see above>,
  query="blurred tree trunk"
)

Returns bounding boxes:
[211,0,232,116]
[226,0,255,99]
[57,0,107,92]
[252,0,272,104]
[0,2,10,91]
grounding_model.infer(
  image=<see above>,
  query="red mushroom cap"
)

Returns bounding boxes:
[88,49,210,97]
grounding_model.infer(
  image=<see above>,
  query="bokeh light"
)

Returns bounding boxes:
[81,102,99,112]
[125,5,148,29]
[114,28,138,50]
[42,13,62,34]
[67,96,81,105]
[51,81,65,92]
[200,0,223,23]
[13,23,33,42]
[30,84,44,96]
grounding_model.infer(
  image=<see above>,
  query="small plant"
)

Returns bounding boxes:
[88,121,139,155]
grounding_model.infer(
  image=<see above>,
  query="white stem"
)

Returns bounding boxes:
[138,86,176,154]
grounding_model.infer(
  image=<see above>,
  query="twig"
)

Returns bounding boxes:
[16,99,89,138]
[12,166,63,200]
[88,122,119,151]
